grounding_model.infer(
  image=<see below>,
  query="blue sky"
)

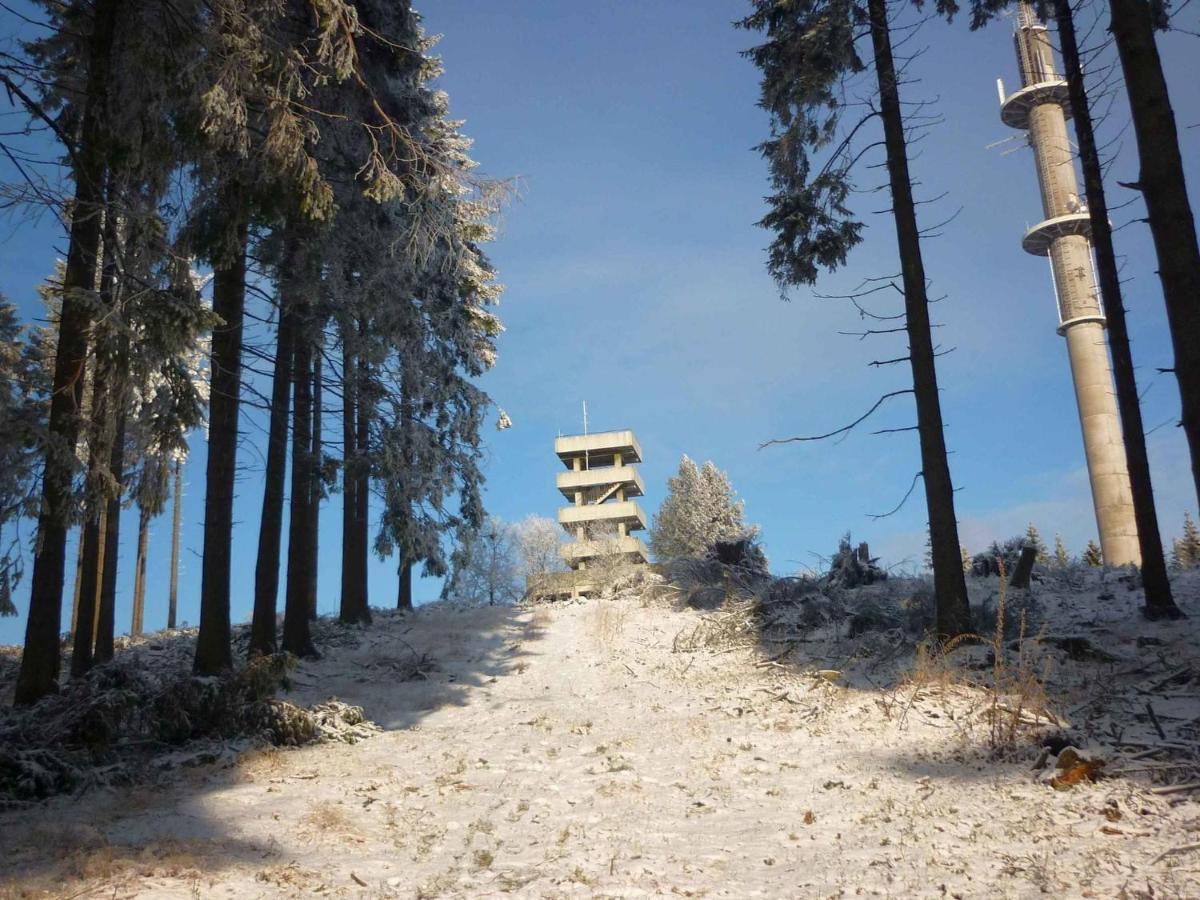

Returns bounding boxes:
[1,0,1198,644]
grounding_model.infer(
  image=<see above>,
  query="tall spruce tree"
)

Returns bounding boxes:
[961,0,1183,615]
[1107,0,1200,509]
[15,0,121,705]
[739,0,972,637]
[1047,0,1181,618]
[0,298,47,619]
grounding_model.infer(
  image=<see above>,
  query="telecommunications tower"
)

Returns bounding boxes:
[997,1,1140,565]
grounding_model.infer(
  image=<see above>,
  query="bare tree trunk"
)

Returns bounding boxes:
[92,183,128,665]
[867,0,971,638]
[168,459,182,630]
[250,302,294,654]
[397,560,413,611]
[283,292,318,658]
[94,399,127,661]
[70,511,103,677]
[69,535,84,640]
[89,510,107,649]
[308,350,322,621]
[16,0,121,705]
[352,338,367,600]
[1109,0,1200,509]
[339,326,370,624]
[1054,0,1182,619]
[130,506,150,636]
[70,204,121,677]
[340,333,357,620]
[194,206,247,675]
[355,326,371,612]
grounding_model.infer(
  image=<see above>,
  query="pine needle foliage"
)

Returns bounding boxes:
[650,456,757,561]
[737,0,867,289]
[1172,512,1200,570]
[1053,533,1069,568]
[1024,523,1048,563]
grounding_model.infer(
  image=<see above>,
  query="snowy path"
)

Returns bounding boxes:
[4,595,1199,898]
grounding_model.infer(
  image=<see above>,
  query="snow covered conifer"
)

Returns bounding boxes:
[1054,534,1070,568]
[650,456,755,560]
[1025,523,1048,563]
[0,297,45,615]
[1172,513,1200,570]
[1083,540,1103,567]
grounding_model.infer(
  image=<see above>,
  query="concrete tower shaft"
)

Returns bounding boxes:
[1000,2,1140,565]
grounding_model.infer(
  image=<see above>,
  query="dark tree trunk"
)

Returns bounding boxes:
[70,535,84,639]
[70,209,121,678]
[70,512,103,677]
[397,560,413,611]
[867,0,971,638]
[1109,0,1200,509]
[250,302,295,654]
[15,0,121,705]
[129,505,150,637]
[92,179,127,664]
[1010,544,1037,591]
[168,459,182,630]
[339,325,370,624]
[355,335,370,610]
[194,210,247,675]
[1055,0,1182,620]
[308,350,322,621]
[94,399,127,660]
[340,333,356,619]
[283,305,318,658]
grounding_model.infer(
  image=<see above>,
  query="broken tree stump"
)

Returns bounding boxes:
[1010,543,1038,590]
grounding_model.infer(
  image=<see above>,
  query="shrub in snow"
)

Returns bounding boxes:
[971,536,1028,578]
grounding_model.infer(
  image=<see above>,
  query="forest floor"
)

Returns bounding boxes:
[3,568,1200,898]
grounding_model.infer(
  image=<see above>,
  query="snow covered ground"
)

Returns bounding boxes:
[2,568,1200,898]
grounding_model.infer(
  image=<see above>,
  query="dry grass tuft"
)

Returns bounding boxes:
[303,802,354,833]
[1,836,229,899]
[900,563,1056,754]
[984,569,1055,753]
[589,600,629,647]
[237,745,288,778]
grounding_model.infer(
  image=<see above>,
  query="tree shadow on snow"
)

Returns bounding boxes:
[0,600,542,896]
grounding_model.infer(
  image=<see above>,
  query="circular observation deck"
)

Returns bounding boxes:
[1056,314,1107,336]
[1022,212,1092,256]
[1000,80,1071,130]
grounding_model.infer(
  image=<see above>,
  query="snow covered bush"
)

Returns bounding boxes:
[515,515,567,579]
[971,536,1028,578]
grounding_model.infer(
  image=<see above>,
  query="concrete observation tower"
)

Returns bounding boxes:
[555,429,650,572]
[997,2,1140,566]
